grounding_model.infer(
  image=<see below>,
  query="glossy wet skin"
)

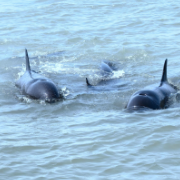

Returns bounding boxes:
[126,59,177,110]
[126,83,177,110]
[16,49,61,102]
[26,79,59,101]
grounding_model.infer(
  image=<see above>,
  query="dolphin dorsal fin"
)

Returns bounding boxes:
[86,78,92,86]
[160,59,168,85]
[25,49,31,72]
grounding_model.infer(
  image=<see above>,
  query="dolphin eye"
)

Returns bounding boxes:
[139,93,147,96]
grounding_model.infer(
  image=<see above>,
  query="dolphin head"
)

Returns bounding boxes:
[27,79,61,102]
[126,90,160,110]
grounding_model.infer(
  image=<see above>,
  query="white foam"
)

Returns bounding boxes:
[62,87,70,97]
[112,70,125,79]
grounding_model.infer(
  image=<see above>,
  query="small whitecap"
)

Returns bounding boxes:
[112,70,125,79]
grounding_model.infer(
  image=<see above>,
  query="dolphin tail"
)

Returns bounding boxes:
[86,78,93,86]
[160,59,168,85]
[25,49,31,72]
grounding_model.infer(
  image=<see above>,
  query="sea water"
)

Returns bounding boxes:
[1,1,180,179]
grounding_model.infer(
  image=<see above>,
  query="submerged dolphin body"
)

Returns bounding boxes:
[16,49,62,102]
[126,59,177,110]
[86,61,116,86]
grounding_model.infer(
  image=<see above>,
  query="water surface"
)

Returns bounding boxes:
[1,0,180,179]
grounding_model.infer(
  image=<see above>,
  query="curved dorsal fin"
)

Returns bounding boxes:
[160,59,168,85]
[86,78,92,86]
[25,49,31,72]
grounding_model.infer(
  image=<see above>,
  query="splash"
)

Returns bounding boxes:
[112,70,125,79]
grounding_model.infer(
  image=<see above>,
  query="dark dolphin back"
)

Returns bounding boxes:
[16,49,62,103]
[126,59,177,110]
[27,80,60,102]
[100,61,113,74]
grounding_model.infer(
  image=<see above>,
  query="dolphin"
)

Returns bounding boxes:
[126,59,177,110]
[16,49,62,102]
[86,61,115,86]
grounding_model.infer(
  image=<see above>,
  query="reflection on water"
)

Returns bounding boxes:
[1,0,180,179]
